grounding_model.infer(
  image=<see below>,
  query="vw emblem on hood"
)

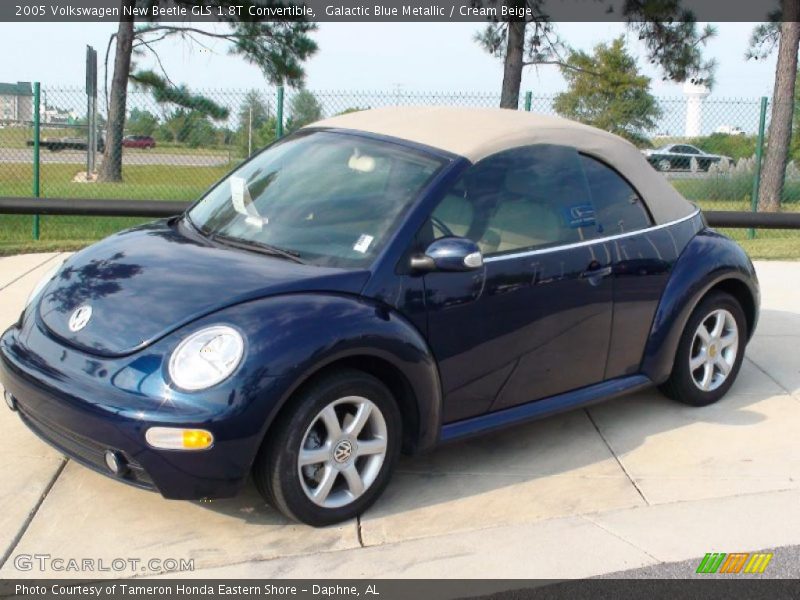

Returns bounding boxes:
[68,305,93,332]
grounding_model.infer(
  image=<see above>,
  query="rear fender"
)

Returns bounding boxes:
[641,229,759,384]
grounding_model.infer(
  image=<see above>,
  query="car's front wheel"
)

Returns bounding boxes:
[660,291,746,406]
[253,369,401,526]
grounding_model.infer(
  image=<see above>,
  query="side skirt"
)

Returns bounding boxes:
[439,374,652,444]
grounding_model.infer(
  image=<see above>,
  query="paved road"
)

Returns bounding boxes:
[0,147,232,167]
[663,169,717,179]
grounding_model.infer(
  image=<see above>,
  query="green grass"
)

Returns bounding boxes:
[0,163,232,199]
[673,176,800,205]
[696,200,800,260]
[0,163,231,256]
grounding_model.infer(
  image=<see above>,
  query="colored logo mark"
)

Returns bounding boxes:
[696,552,773,574]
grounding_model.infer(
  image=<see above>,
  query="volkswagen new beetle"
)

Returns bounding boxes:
[0,108,759,526]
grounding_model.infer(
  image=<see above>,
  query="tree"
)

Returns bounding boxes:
[237,90,273,155]
[238,90,271,132]
[238,90,274,156]
[747,2,800,211]
[336,107,369,115]
[553,37,661,145]
[476,0,716,109]
[285,89,323,132]
[126,108,159,136]
[162,109,217,148]
[792,72,800,163]
[99,1,317,181]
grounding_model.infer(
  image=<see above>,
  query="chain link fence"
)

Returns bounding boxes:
[1,86,798,257]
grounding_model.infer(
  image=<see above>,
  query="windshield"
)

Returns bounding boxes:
[188,130,445,267]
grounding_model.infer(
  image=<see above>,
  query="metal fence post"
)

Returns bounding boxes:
[524,91,532,112]
[748,96,768,240]
[32,82,41,241]
[275,86,284,139]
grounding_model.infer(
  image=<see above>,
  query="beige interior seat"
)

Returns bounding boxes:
[485,168,562,253]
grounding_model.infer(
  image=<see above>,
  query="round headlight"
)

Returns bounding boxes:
[168,326,244,391]
[25,262,62,308]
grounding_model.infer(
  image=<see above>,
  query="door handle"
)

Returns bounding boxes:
[580,265,613,280]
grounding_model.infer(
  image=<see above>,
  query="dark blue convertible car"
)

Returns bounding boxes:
[1,108,759,526]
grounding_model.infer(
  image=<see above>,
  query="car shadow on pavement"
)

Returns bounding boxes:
[197,308,795,533]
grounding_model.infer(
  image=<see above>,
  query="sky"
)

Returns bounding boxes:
[0,22,778,100]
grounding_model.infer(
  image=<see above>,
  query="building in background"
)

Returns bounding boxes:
[41,106,78,125]
[0,81,33,124]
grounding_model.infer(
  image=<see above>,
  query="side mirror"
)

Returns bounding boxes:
[410,237,484,273]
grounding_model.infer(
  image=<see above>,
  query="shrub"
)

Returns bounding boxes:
[689,133,757,161]
[672,157,800,204]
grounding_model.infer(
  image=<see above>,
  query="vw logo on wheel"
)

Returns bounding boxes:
[68,305,93,332]
[333,439,353,464]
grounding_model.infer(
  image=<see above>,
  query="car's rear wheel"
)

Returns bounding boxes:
[659,291,746,406]
[253,369,401,526]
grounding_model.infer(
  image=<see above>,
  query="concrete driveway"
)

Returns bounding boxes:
[0,254,799,579]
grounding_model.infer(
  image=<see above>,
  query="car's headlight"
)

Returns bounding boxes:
[25,262,62,308]
[168,325,244,391]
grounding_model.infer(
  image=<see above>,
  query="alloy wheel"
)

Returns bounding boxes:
[297,396,388,509]
[689,308,739,392]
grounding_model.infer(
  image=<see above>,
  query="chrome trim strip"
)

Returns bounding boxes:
[483,209,701,263]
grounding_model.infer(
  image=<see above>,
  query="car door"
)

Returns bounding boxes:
[674,145,698,169]
[420,145,614,423]
[577,154,680,378]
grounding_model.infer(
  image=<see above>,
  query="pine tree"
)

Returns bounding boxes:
[98,0,317,182]
[476,0,715,109]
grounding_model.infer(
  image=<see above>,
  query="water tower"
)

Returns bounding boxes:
[683,81,710,137]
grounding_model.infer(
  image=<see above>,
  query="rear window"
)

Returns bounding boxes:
[579,155,652,236]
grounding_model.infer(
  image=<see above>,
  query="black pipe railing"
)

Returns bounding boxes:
[1,197,800,229]
[0,197,188,218]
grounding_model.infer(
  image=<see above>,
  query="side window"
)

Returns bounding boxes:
[579,155,652,235]
[429,145,598,256]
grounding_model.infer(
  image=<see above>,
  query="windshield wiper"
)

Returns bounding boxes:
[210,233,306,264]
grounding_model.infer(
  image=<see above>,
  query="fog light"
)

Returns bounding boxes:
[104,450,126,475]
[4,390,16,412]
[145,427,214,450]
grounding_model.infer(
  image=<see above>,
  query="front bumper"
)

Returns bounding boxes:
[0,320,281,500]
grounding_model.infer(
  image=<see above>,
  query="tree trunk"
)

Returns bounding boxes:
[500,18,526,109]
[98,2,135,182]
[757,5,799,212]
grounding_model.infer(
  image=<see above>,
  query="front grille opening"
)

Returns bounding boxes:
[17,403,155,490]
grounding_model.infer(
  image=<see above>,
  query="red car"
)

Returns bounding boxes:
[122,135,156,149]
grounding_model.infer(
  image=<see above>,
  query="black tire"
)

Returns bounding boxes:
[659,291,747,406]
[253,369,401,526]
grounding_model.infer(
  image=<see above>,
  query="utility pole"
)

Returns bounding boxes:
[86,45,98,177]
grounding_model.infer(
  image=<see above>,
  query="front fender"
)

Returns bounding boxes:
[205,292,442,453]
[641,229,759,384]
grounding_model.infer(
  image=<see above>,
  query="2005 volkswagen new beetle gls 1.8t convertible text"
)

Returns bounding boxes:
[1,107,759,526]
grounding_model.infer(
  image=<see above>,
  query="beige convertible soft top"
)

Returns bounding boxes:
[309,107,696,225]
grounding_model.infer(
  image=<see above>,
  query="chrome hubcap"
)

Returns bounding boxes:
[298,396,388,508]
[690,308,738,392]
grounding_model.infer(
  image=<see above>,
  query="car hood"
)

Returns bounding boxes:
[37,219,370,357]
